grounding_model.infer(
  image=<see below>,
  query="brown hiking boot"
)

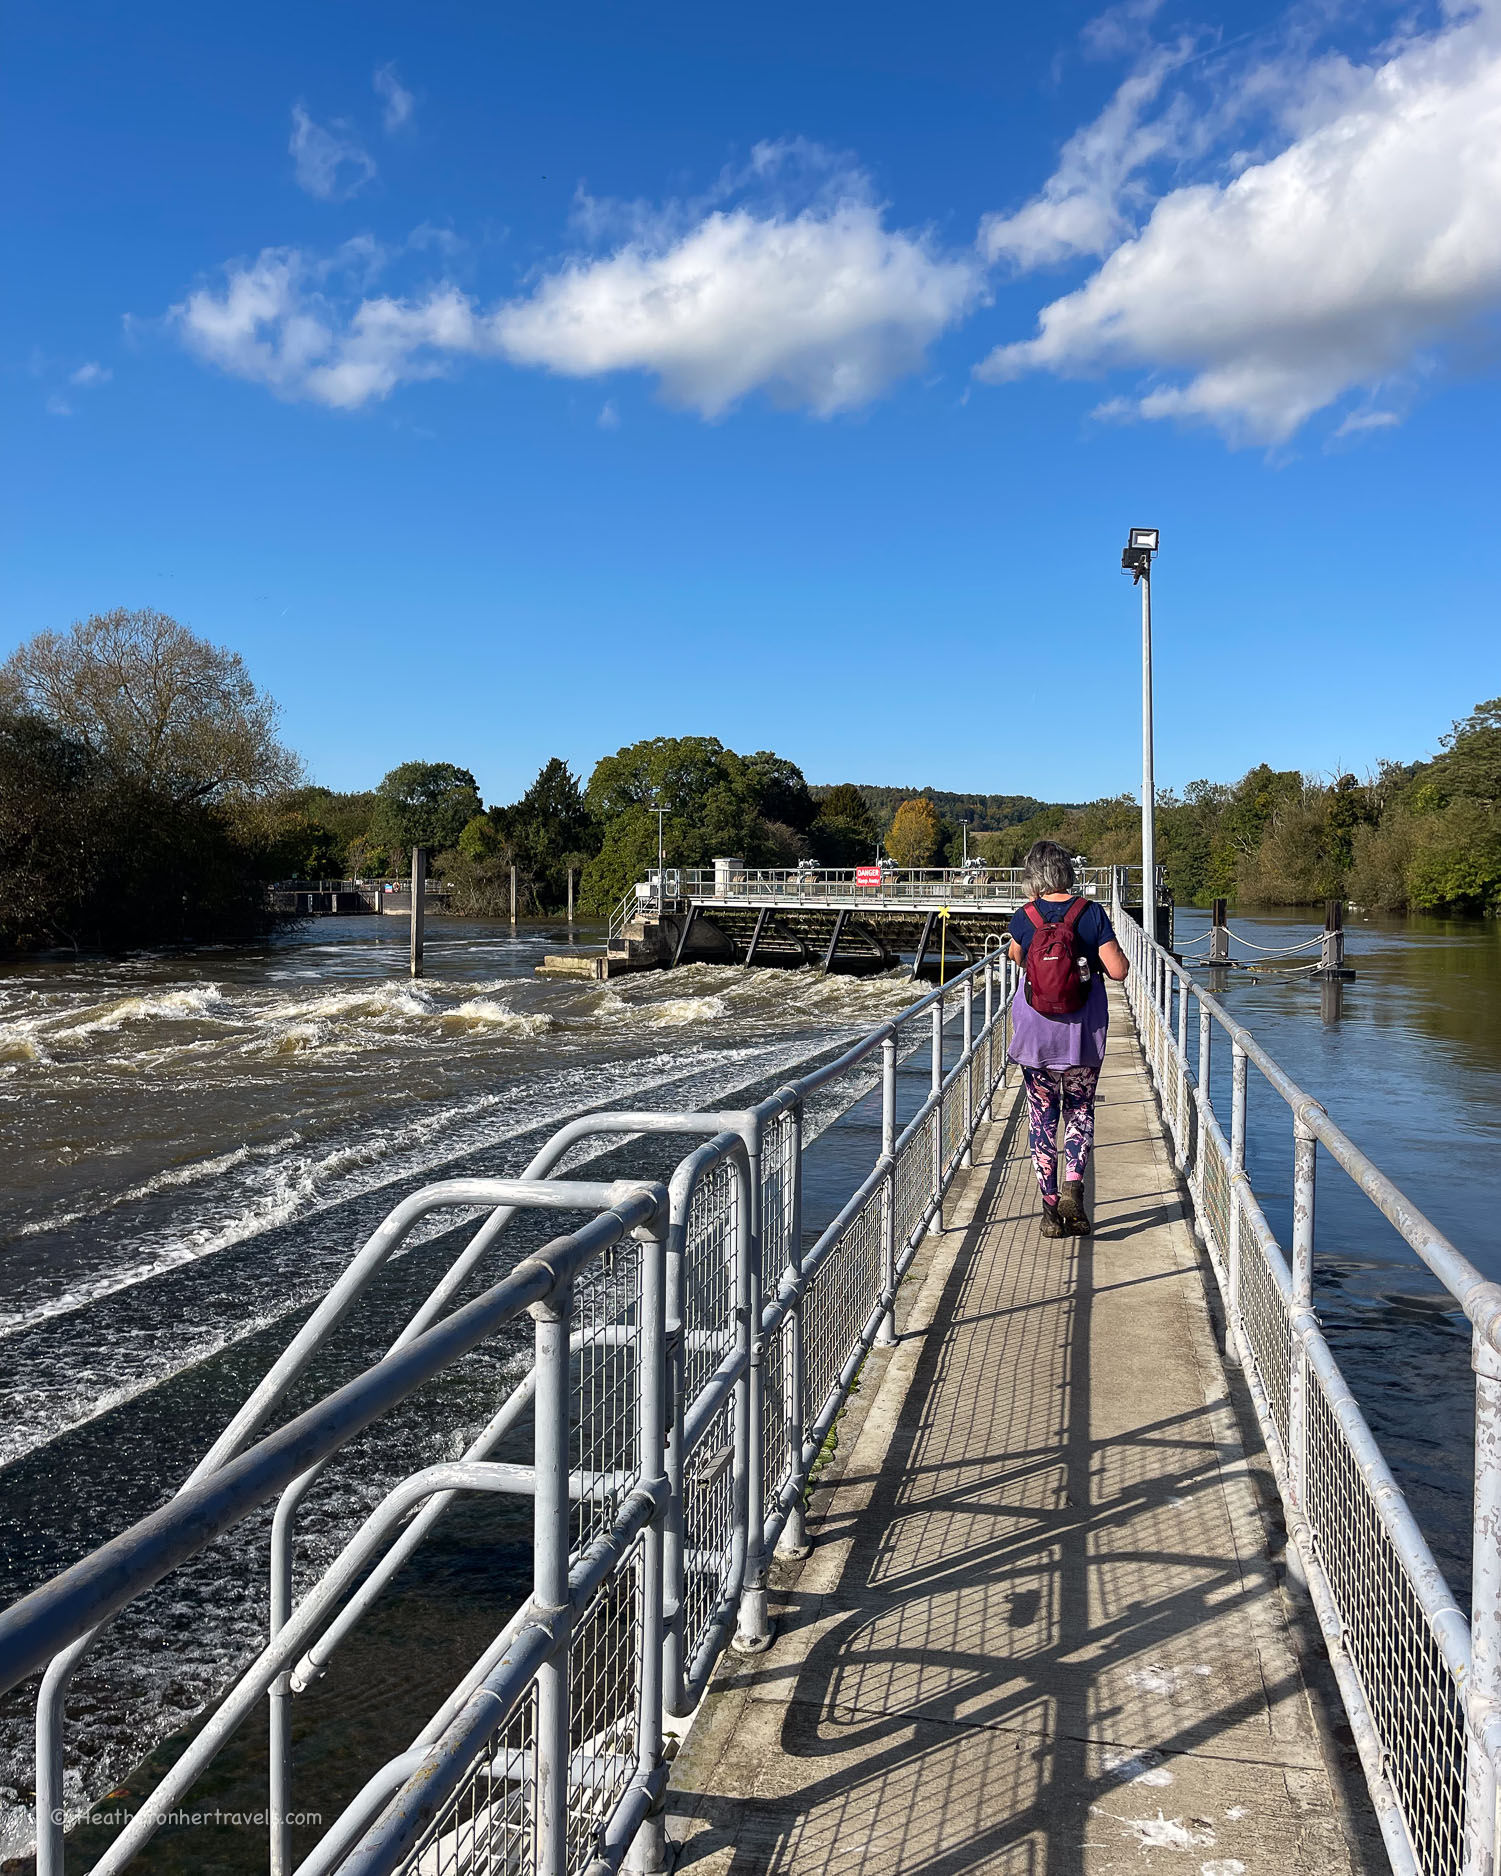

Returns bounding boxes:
[1040,1198,1066,1238]
[1058,1179,1091,1234]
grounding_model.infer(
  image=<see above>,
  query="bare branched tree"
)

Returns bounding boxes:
[0,608,301,806]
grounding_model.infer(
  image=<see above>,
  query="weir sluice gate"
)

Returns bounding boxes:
[538,862,1173,982]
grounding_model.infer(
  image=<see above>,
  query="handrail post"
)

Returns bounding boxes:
[877,1038,899,1348]
[1289,1117,1316,1589]
[982,959,995,1124]
[1226,1043,1247,1368]
[928,997,944,1235]
[534,1280,573,1876]
[1465,1332,1501,1876]
[735,1125,771,1650]
[961,978,974,1169]
[777,1105,812,1555]
[1194,998,1211,1212]
[1174,966,1189,1171]
[626,1222,669,1875]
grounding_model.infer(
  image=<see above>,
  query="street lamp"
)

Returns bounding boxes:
[1121,527,1160,944]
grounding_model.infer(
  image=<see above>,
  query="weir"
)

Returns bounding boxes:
[0,898,1494,1876]
[538,865,1173,982]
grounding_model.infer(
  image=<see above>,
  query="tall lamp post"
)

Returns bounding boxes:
[651,806,670,907]
[1121,527,1160,943]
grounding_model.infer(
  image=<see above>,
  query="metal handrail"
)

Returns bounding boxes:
[1113,888,1498,1876]
[1,948,1016,1876]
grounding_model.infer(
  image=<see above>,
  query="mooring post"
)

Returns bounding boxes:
[510,863,518,926]
[567,866,575,923]
[1209,898,1230,966]
[409,846,425,979]
[1321,899,1344,973]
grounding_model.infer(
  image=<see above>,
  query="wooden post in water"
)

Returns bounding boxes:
[1209,898,1230,966]
[410,847,426,978]
[510,864,518,925]
[567,867,575,924]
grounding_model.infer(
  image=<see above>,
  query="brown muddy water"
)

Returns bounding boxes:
[0,908,1496,1867]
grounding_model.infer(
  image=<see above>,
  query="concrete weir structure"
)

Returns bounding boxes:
[665,989,1376,1874]
[538,863,1172,982]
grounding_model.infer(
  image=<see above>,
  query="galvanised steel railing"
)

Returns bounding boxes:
[672,864,1129,905]
[1113,884,1501,1876]
[0,950,1017,1876]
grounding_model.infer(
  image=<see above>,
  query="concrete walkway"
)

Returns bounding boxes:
[666,991,1373,1876]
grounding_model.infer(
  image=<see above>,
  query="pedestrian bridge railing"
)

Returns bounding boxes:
[1117,900,1501,1876]
[0,952,1017,1876]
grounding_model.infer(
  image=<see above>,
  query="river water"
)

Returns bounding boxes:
[0,907,1496,1866]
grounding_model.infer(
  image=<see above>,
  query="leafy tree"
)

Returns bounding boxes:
[368,761,483,862]
[0,708,276,951]
[809,783,878,865]
[0,609,300,806]
[1433,697,1501,805]
[885,797,942,867]
[580,736,813,911]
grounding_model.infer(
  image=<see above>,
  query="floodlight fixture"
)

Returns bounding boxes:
[1121,525,1160,582]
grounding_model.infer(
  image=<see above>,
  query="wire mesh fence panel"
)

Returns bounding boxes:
[761,1310,792,1520]
[566,1540,644,1876]
[681,1395,736,1670]
[1235,1211,1292,1454]
[401,1690,536,1876]
[760,1110,796,1276]
[801,1183,885,1425]
[1193,1110,1230,1290]
[940,1073,966,1176]
[570,1243,643,1557]
[683,1160,739,1404]
[1304,1368,1467,1876]
[894,1114,934,1252]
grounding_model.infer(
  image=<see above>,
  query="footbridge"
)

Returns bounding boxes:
[2,895,1496,1876]
[539,863,1172,981]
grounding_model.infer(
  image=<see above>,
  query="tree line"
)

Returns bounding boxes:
[3,610,1497,952]
[973,700,1501,917]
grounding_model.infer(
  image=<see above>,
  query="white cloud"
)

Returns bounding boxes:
[977,5,1501,443]
[46,394,72,417]
[494,194,983,417]
[170,154,983,418]
[69,361,111,387]
[597,399,620,429]
[979,49,1189,268]
[373,63,414,133]
[170,249,482,408]
[289,103,376,201]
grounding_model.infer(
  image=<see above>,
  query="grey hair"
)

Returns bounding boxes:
[1023,840,1075,898]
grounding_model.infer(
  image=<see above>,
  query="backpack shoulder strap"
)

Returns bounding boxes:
[1060,896,1089,932]
[1023,901,1047,932]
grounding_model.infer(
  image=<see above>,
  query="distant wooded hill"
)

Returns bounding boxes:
[810,785,1064,832]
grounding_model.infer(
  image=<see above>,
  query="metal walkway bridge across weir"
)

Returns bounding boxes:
[2,891,1497,1876]
[538,865,1172,982]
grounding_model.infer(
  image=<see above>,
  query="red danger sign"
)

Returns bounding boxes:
[855,866,883,887]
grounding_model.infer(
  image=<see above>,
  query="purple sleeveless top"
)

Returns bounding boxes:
[1008,970,1109,1070]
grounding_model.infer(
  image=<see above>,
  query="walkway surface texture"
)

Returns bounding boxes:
[665,989,1375,1876]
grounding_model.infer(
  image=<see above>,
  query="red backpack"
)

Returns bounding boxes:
[1022,898,1091,1015]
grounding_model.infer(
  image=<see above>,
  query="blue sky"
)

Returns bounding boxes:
[4,1,1498,805]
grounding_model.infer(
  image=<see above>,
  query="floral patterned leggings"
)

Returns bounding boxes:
[1019,1064,1101,1202]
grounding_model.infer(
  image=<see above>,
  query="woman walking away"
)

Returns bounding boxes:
[1007,841,1130,1238]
